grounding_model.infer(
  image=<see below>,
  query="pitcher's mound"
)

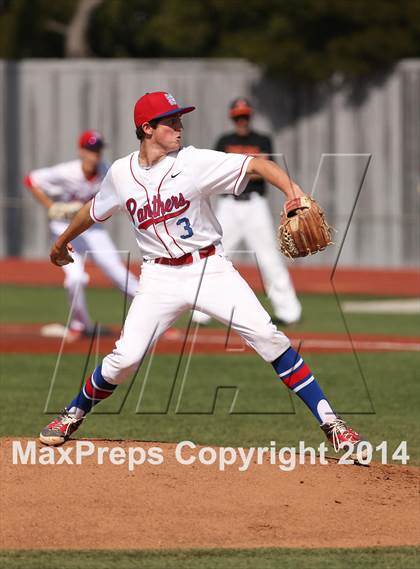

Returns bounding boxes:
[1,438,418,550]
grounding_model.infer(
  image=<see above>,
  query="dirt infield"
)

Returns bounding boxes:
[1,438,418,550]
[1,323,419,354]
[2,258,419,296]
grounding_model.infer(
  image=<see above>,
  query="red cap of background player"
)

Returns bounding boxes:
[78,130,105,151]
[229,97,253,118]
[133,91,195,128]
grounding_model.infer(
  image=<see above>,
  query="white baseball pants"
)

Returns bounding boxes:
[50,221,139,331]
[101,252,291,385]
[193,193,301,325]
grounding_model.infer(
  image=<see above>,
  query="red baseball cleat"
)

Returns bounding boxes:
[39,409,84,446]
[321,417,369,460]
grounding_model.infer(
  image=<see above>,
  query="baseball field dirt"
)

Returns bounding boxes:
[1,438,419,551]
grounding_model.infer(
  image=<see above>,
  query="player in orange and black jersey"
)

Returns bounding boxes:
[192,97,302,326]
[216,98,273,200]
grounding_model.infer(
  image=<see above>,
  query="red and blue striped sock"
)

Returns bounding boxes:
[272,347,336,424]
[67,365,117,415]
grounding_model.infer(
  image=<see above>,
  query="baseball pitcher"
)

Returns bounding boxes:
[39,92,368,459]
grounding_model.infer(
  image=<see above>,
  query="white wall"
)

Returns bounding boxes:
[1,58,419,266]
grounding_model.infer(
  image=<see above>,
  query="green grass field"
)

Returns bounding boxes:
[1,284,419,568]
[1,352,418,465]
[1,547,419,569]
[1,284,419,336]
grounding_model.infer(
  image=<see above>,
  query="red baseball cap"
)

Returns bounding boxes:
[134,91,195,128]
[229,97,253,118]
[78,130,105,151]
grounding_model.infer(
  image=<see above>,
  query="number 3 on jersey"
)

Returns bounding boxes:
[176,216,194,239]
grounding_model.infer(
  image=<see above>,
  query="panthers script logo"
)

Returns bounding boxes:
[126,194,190,230]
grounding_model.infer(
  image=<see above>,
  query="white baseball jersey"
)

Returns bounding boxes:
[28,159,108,202]
[90,146,251,260]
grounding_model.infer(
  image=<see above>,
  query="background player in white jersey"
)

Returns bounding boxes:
[39,92,367,458]
[193,97,301,327]
[25,130,138,339]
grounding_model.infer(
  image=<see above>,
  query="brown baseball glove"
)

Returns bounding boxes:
[277,196,333,259]
[48,201,84,221]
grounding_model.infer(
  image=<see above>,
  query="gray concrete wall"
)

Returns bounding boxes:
[1,58,419,267]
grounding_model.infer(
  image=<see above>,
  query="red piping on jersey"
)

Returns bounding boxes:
[129,153,173,258]
[233,156,250,196]
[91,195,111,222]
[157,163,187,255]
